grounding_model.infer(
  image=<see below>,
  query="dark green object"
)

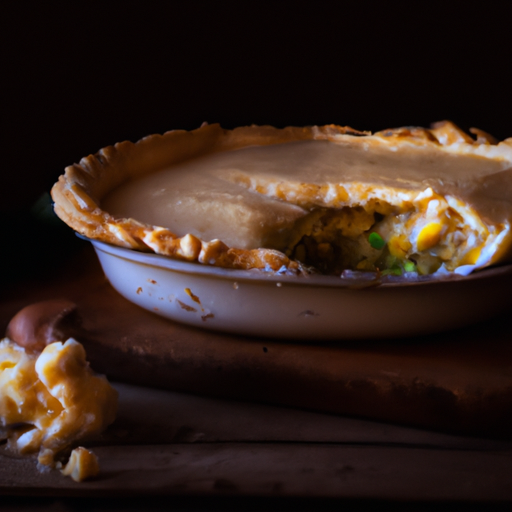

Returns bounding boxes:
[368,232,386,250]
[2,192,85,287]
[382,267,403,276]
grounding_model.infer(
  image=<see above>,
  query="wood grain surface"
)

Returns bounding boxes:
[2,382,512,499]
[2,245,512,500]
[5,246,512,438]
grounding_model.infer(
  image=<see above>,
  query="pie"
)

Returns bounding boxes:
[51,122,512,276]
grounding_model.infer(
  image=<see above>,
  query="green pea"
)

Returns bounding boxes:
[403,260,417,272]
[369,232,386,250]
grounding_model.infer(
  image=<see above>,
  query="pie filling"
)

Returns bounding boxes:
[276,193,493,276]
[105,175,501,277]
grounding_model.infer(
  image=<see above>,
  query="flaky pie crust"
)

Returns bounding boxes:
[51,122,512,273]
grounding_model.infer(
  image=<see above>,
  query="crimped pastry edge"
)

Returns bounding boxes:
[51,121,512,273]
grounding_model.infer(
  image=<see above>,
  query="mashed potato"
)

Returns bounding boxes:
[0,337,117,481]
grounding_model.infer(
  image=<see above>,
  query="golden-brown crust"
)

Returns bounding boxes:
[51,122,512,273]
[51,124,363,271]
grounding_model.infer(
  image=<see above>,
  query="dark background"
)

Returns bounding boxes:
[1,2,512,275]
[2,5,512,509]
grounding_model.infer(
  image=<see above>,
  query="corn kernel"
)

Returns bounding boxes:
[417,222,442,252]
[461,246,481,265]
[388,235,412,259]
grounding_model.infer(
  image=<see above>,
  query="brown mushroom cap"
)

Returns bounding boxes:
[6,300,79,353]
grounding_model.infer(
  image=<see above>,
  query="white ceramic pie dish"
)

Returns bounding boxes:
[88,238,512,340]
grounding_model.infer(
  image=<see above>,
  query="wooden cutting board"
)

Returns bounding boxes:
[3,245,512,439]
[2,382,512,500]
[3,246,512,500]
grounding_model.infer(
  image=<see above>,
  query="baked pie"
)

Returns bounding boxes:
[51,122,512,276]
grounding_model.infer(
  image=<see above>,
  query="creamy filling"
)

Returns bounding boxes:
[274,192,492,276]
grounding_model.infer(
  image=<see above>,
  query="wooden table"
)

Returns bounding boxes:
[2,244,512,509]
